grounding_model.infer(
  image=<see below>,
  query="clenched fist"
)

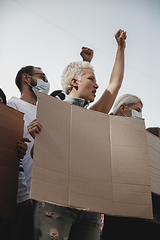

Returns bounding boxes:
[115,29,127,50]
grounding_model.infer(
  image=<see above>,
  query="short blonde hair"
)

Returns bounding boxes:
[112,94,143,115]
[61,61,94,94]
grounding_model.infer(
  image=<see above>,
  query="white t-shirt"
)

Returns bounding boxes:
[8,97,37,203]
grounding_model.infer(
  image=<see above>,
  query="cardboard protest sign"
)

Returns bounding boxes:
[147,131,160,195]
[31,93,153,219]
[0,103,24,218]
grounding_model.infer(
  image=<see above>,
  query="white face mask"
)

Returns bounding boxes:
[125,106,142,119]
[28,76,50,97]
[130,109,142,119]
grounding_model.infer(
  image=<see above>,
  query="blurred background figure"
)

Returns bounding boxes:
[147,127,160,138]
[0,88,7,104]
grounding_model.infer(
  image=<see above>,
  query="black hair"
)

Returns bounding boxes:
[15,65,41,91]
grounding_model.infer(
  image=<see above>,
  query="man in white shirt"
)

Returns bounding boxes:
[7,65,49,240]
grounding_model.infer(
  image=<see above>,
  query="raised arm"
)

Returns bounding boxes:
[90,29,127,113]
[80,47,94,63]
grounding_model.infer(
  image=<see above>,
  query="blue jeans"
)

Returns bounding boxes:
[34,202,101,240]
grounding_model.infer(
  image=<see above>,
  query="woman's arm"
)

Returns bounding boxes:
[90,29,127,113]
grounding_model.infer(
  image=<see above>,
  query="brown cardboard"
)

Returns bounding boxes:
[110,116,152,218]
[31,93,153,219]
[0,103,24,218]
[31,96,71,206]
[69,105,113,214]
[147,131,160,195]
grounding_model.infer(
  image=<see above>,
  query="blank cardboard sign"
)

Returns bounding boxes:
[147,131,160,195]
[31,93,153,219]
[0,103,24,218]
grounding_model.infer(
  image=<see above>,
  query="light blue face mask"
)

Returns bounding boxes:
[130,109,142,119]
[126,106,142,119]
[28,78,50,97]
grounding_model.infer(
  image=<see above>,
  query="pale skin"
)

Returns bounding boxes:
[17,138,31,159]
[20,68,44,139]
[69,68,99,102]
[117,102,143,117]
[69,29,127,114]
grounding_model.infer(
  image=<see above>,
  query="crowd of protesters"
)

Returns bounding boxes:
[0,29,159,240]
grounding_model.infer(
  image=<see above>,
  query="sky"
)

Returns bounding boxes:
[0,0,159,128]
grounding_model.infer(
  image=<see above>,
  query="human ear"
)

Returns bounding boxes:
[22,73,30,84]
[119,104,125,115]
[70,78,78,88]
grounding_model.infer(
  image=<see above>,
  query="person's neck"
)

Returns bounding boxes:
[65,94,86,108]
[68,91,81,99]
[20,91,37,105]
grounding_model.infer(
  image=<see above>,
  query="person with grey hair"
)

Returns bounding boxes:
[102,94,160,239]
[34,29,127,240]
[111,93,143,117]
[102,93,144,240]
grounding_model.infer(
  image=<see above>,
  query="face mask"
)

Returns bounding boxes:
[125,106,142,119]
[130,109,142,119]
[28,78,50,97]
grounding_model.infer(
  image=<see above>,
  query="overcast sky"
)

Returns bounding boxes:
[0,0,159,128]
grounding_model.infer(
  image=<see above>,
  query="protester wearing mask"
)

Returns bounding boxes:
[111,93,143,118]
[7,66,49,240]
[101,94,160,240]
